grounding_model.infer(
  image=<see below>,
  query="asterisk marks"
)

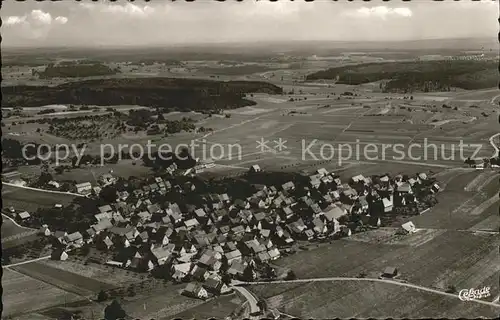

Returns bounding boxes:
[274,138,288,152]
[256,137,271,152]
[256,137,288,153]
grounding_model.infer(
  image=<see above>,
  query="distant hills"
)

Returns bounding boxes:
[306,59,498,92]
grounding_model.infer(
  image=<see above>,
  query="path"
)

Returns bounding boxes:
[3,255,52,268]
[232,277,500,309]
[2,182,85,197]
[2,213,37,231]
[232,286,261,318]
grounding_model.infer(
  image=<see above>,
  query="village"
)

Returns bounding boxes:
[5,162,441,302]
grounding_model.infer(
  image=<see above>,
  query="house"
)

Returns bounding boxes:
[228,260,246,277]
[431,183,440,193]
[323,206,346,222]
[257,251,271,262]
[309,175,321,189]
[53,231,68,244]
[172,262,192,281]
[97,236,114,250]
[184,218,199,230]
[198,251,222,271]
[282,181,295,191]
[225,249,242,263]
[48,180,60,189]
[65,232,83,247]
[92,218,113,233]
[401,221,416,234]
[317,168,329,177]
[194,208,207,218]
[98,205,113,214]
[182,282,208,300]
[397,183,412,194]
[358,196,369,212]
[249,164,262,173]
[382,197,393,213]
[382,267,398,278]
[100,173,116,185]
[95,211,113,222]
[351,174,366,184]
[51,249,69,261]
[17,211,31,220]
[202,277,231,295]
[190,265,209,282]
[75,182,92,195]
[267,247,281,260]
[39,224,51,236]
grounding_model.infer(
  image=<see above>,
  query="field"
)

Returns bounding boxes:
[247,230,499,318]
[2,268,82,318]
[250,281,499,318]
[1,185,78,212]
[12,261,118,296]
[169,294,244,320]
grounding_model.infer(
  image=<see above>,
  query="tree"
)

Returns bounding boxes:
[100,185,118,203]
[445,285,457,293]
[284,270,296,280]
[104,300,127,320]
[97,290,109,302]
[242,265,255,281]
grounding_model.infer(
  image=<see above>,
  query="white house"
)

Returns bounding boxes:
[75,182,92,195]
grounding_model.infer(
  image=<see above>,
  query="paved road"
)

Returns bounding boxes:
[232,277,500,309]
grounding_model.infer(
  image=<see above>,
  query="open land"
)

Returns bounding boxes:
[2,39,499,319]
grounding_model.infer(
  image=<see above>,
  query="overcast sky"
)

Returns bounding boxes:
[1,0,498,47]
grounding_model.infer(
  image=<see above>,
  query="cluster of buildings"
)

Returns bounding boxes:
[34,165,439,300]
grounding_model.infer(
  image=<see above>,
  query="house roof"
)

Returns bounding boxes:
[18,211,31,219]
[66,232,83,242]
[173,262,192,274]
[98,205,113,213]
[195,208,207,217]
[382,198,393,208]
[225,249,242,260]
[401,221,416,232]
[228,261,245,275]
[323,206,345,221]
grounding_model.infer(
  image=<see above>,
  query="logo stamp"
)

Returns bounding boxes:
[458,286,491,301]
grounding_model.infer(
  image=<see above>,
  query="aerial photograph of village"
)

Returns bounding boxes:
[1,1,499,319]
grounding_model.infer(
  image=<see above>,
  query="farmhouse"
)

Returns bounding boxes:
[51,249,69,261]
[382,267,398,278]
[182,282,208,300]
[249,164,262,173]
[401,221,417,234]
[17,211,31,221]
[75,182,92,195]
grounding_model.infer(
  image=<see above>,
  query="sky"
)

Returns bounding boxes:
[1,0,498,47]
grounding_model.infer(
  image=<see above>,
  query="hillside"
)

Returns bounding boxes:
[2,77,283,110]
[306,60,497,92]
